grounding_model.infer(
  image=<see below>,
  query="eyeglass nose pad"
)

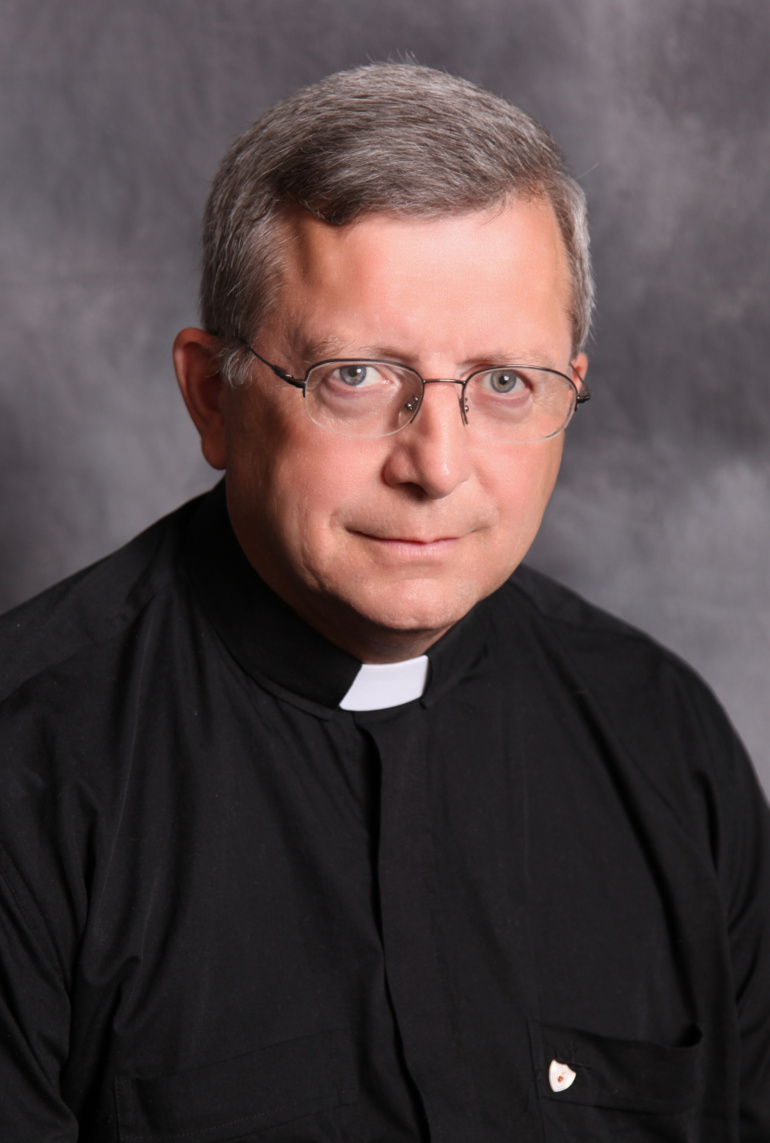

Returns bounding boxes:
[401,373,426,423]
[401,378,468,430]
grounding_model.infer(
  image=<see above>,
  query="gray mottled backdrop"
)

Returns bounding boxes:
[2,1,769,790]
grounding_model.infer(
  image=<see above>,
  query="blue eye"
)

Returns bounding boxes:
[486,369,525,394]
[337,364,372,386]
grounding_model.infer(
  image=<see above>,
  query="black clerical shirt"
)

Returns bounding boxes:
[0,482,769,1142]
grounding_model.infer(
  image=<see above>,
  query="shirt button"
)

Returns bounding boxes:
[548,1059,577,1092]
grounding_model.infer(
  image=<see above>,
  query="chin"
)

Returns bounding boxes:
[348,579,484,638]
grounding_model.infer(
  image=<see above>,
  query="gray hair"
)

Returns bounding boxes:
[200,63,593,383]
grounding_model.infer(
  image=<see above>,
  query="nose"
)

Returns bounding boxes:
[382,379,472,499]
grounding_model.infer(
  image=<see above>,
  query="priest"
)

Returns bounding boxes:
[1,63,768,1142]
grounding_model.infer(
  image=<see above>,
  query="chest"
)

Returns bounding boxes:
[70,678,731,1141]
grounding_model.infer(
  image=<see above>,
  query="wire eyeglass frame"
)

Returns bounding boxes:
[240,341,590,442]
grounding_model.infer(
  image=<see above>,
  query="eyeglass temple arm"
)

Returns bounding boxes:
[241,342,304,389]
[572,365,591,405]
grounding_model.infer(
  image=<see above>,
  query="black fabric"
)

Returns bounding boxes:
[114,1030,356,1143]
[0,481,768,1142]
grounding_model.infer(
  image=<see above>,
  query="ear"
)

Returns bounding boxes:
[572,352,589,388]
[173,328,227,470]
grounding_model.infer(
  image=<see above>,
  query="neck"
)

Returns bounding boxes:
[282,595,454,664]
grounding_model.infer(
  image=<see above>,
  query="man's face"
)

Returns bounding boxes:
[214,200,586,661]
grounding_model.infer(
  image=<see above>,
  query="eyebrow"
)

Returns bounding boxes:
[280,330,564,374]
[280,331,353,366]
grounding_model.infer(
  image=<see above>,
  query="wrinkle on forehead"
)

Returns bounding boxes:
[267,202,574,372]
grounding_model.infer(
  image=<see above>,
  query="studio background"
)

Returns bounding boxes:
[2,0,769,792]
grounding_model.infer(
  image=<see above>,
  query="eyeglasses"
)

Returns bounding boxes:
[242,343,590,442]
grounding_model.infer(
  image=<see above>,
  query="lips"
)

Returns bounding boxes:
[355,530,461,544]
[351,533,464,562]
[364,535,458,544]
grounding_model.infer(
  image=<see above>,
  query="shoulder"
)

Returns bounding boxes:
[500,566,770,899]
[505,562,713,699]
[507,562,659,644]
[0,492,213,913]
[0,494,204,705]
[500,564,751,796]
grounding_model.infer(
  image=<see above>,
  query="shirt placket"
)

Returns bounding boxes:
[358,705,480,1143]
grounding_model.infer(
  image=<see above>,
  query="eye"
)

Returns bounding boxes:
[334,364,376,387]
[484,369,526,395]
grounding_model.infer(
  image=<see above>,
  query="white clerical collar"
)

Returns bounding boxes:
[339,655,430,711]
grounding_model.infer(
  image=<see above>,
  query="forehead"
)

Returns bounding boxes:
[266,201,574,364]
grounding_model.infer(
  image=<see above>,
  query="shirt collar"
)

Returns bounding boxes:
[183,481,490,716]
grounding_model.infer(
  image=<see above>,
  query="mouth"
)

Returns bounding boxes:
[354,533,463,558]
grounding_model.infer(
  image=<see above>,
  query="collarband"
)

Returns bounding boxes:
[340,656,430,711]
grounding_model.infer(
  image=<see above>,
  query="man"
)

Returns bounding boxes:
[0,63,768,1141]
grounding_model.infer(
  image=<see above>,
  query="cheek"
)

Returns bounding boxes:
[265,435,386,542]
[534,438,564,501]
[487,439,563,539]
